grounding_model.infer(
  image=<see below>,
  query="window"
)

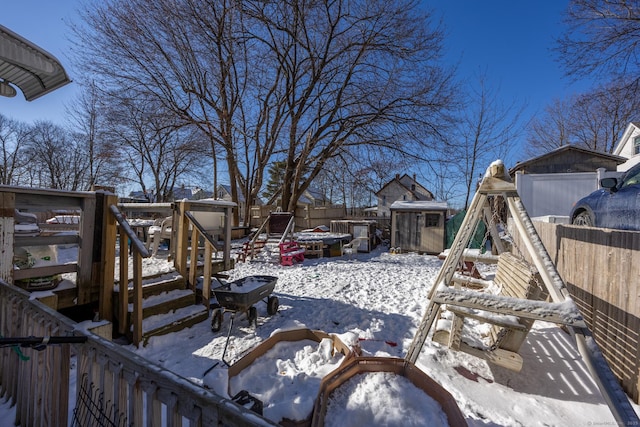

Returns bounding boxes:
[382,195,387,206]
[425,213,440,227]
[634,136,640,155]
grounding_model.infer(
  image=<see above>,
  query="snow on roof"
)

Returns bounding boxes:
[389,200,448,211]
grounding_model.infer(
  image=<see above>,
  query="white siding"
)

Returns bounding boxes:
[514,171,619,218]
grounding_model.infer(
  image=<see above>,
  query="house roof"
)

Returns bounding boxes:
[375,173,434,200]
[509,145,626,175]
[613,122,640,156]
[0,25,71,101]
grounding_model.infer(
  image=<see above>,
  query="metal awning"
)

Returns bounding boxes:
[0,25,71,101]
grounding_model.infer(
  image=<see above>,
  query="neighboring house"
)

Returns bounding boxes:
[216,184,264,224]
[298,187,330,206]
[125,191,151,203]
[508,145,626,219]
[613,122,640,171]
[266,186,331,208]
[375,174,434,218]
[127,186,211,203]
[171,185,211,201]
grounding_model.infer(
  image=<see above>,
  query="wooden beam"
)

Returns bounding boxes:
[432,287,585,327]
[0,192,15,283]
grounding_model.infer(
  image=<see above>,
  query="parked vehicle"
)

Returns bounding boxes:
[570,162,640,231]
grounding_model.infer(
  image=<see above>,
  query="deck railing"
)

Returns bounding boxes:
[107,203,151,345]
[0,281,276,427]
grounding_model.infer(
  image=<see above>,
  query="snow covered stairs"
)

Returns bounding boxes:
[115,271,209,345]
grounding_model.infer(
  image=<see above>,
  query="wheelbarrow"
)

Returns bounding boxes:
[209,274,279,366]
[210,275,279,332]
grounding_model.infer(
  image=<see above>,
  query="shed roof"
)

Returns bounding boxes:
[0,25,71,101]
[509,145,626,175]
[390,200,448,211]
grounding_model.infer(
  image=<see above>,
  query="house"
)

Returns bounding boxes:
[508,145,626,219]
[266,186,331,207]
[127,186,211,203]
[216,184,264,224]
[613,122,640,171]
[375,174,434,218]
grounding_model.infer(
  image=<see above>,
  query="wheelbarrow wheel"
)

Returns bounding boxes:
[248,306,258,327]
[211,308,223,332]
[267,296,279,315]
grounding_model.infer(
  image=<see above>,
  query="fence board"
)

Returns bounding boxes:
[511,220,640,403]
[0,280,278,427]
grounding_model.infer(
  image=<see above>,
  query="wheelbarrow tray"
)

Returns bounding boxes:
[212,275,277,311]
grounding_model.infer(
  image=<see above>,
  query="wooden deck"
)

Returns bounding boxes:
[1,186,235,346]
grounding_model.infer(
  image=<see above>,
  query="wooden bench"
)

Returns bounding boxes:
[299,240,324,258]
[432,252,549,371]
[279,241,305,266]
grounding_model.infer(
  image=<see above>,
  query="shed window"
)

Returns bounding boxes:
[634,136,640,155]
[425,213,440,227]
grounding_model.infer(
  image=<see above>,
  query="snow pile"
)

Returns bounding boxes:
[229,338,345,423]
[324,371,449,427]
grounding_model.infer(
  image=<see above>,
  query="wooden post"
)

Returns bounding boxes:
[0,191,15,284]
[189,227,198,289]
[132,252,143,346]
[224,204,233,270]
[118,232,129,336]
[174,201,191,279]
[203,243,212,309]
[98,192,118,322]
[77,194,96,305]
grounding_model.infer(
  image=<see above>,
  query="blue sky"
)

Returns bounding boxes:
[2,1,593,140]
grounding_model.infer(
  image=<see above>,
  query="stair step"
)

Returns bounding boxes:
[127,289,196,318]
[117,271,186,299]
[139,305,210,344]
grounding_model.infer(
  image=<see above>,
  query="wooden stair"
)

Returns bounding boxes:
[114,271,209,345]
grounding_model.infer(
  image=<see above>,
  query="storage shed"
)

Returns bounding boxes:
[390,200,448,254]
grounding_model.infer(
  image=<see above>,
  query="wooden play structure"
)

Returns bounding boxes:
[0,187,235,346]
[405,160,639,425]
[239,211,300,264]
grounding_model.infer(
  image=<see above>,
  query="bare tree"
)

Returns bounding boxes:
[457,74,524,209]
[66,81,124,190]
[73,0,457,221]
[243,0,457,212]
[557,0,640,84]
[103,96,208,202]
[525,98,574,157]
[23,121,89,190]
[526,81,640,156]
[0,114,31,185]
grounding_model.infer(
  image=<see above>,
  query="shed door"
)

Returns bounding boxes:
[395,212,421,251]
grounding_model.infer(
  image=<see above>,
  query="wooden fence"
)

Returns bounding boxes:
[0,281,277,427]
[511,220,640,403]
[249,204,347,230]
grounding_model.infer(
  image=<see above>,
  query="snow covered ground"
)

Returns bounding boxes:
[2,244,639,426]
